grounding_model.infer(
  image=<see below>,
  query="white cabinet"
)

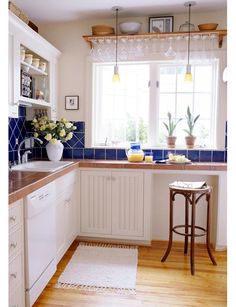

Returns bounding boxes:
[9,199,25,307]
[55,170,78,263]
[79,169,150,241]
[9,11,61,119]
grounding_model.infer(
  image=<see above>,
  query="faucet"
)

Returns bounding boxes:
[18,137,43,164]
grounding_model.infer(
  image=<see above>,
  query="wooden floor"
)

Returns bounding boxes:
[34,240,227,307]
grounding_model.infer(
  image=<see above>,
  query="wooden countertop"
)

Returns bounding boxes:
[9,160,227,204]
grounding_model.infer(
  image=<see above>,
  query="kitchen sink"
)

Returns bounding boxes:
[11,160,74,172]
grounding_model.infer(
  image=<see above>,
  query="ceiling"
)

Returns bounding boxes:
[13,0,227,23]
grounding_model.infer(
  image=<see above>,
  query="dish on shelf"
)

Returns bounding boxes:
[198,23,218,31]
[92,25,114,36]
[119,21,142,34]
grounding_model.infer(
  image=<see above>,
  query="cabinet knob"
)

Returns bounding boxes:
[10,272,17,279]
[10,242,17,249]
[9,216,16,222]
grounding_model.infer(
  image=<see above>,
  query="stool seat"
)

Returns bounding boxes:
[161,183,217,275]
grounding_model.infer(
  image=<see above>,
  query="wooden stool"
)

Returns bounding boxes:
[161,183,217,275]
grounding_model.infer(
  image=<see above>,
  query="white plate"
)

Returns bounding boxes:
[168,159,191,164]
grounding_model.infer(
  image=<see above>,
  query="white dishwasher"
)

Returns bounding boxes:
[24,181,56,307]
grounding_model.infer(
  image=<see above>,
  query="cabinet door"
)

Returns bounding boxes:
[112,171,144,237]
[80,170,112,235]
[56,197,66,262]
[65,180,77,245]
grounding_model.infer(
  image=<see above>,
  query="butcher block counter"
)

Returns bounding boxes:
[9,160,226,204]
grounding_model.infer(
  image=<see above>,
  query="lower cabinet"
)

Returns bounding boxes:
[79,169,149,241]
[9,199,25,307]
[55,170,78,263]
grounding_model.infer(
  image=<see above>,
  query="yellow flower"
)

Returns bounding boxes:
[32,118,38,123]
[34,132,39,138]
[61,117,67,123]
[50,138,58,144]
[49,122,57,129]
[40,125,46,131]
[65,132,73,140]
[59,129,66,137]
[45,133,52,141]
[65,122,73,129]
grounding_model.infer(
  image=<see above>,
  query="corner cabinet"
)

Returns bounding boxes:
[9,11,61,120]
[78,169,151,243]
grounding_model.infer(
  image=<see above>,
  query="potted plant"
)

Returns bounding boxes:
[163,112,182,148]
[183,106,200,148]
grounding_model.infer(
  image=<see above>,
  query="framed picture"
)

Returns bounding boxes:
[149,16,174,33]
[65,95,79,110]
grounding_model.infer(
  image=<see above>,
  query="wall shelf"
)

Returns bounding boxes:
[83,29,227,49]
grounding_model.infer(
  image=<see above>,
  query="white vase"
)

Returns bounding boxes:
[46,141,64,161]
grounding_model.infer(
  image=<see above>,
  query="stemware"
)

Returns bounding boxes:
[164,37,176,57]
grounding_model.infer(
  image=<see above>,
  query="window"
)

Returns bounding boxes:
[92,60,218,148]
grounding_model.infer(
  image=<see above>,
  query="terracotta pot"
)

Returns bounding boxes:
[166,136,177,148]
[185,136,196,148]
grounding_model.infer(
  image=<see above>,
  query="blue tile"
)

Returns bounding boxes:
[117,149,127,160]
[187,150,200,162]
[175,150,187,157]
[73,133,84,148]
[19,106,26,117]
[95,149,105,160]
[42,148,48,159]
[212,150,225,162]
[163,149,175,159]
[63,149,73,159]
[153,150,163,160]
[224,150,227,162]
[9,151,13,162]
[84,148,95,159]
[105,149,117,160]
[199,150,212,162]
[74,121,85,133]
[73,149,84,159]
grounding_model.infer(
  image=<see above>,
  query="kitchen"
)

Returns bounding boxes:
[2,0,233,306]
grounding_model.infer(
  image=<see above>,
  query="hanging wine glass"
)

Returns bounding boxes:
[164,37,176,57]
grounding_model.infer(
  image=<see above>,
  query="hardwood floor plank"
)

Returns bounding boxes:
[34,240,227,307]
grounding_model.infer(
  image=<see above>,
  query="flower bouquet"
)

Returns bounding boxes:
[31,116,77,161]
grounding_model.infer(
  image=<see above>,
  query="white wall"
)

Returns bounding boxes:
[38,10,227,148]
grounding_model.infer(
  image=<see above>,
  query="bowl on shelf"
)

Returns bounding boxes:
[119,21,142,34]
[92,25,114,36]
[198,23,218,31]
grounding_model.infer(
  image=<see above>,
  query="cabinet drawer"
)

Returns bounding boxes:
[9,284,24,307]
[9,200,23,230]
[9,253,23,292]
[9,227,22,259]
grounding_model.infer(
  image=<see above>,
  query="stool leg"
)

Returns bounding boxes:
[206,192,217,265]
[161,189,173,262]
[184,195,189,254]
[190,193,196,275]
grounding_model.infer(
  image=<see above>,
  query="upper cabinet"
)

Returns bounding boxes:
[9,11,61,119]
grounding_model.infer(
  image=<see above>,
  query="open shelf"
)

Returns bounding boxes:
[83,29,227,48]
[21,60,48,76]
[19,96,51,107]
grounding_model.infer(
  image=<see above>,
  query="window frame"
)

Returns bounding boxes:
[86,58,221,149]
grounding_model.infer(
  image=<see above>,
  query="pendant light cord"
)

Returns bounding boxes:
[115,8,118,67]
[187,3,191,65]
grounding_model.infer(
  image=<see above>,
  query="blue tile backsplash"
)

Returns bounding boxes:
[8,108,227,163]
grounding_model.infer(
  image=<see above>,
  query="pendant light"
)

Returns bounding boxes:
[112,6,122,82]
[184,1,196,82]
